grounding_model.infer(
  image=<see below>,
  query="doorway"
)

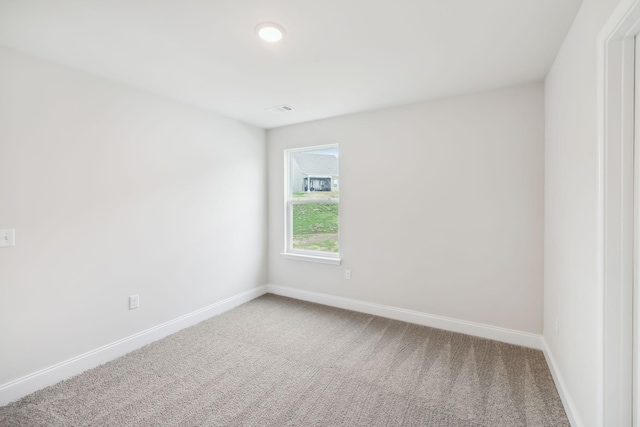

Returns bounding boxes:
[600,1,640,425]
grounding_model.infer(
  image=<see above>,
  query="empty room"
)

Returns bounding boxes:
[0,0,638,426]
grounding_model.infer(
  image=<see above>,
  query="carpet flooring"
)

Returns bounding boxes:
[0,294,569,426]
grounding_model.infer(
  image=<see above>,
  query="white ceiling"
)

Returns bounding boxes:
[0,0,582,129]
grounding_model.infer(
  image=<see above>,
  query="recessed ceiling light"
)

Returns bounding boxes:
[256,22,286,43]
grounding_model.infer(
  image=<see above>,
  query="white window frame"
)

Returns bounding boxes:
[282,144,341,265]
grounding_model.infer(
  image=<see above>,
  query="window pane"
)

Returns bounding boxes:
[289,148,339,201]
[292,203,339,253]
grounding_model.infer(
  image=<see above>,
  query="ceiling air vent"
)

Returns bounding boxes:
[267,104,295,113]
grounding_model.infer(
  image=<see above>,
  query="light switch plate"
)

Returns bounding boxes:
[0,229,15,247]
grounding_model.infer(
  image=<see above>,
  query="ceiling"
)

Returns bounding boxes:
[0,0,582,129]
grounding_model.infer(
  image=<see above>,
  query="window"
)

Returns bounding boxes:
[283,145,340,264]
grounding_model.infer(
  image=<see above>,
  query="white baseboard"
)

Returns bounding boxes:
[0,284,548,408]
[541,337,582,427]
[0,285,268,407]
[266,284,542,349]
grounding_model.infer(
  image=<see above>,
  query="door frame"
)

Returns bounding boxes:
[599,1,640,425]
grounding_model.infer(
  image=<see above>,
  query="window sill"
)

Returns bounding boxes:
[281,253,342,265]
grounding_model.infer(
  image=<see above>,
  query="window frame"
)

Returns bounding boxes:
[282,144,341,265]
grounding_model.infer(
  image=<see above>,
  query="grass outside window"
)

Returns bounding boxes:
[292,203,339,252]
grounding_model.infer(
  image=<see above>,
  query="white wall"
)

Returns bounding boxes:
[0,47,267,386]
[544,0,622,425]
[267,83,544,334]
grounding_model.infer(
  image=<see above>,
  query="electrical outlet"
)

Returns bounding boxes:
[345,269,351,280]
[0,229,15,248]
[129,294,140,310]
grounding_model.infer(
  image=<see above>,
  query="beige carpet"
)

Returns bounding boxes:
[0,294,569,426]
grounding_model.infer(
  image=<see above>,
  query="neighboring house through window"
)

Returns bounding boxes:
[283,144,340,264]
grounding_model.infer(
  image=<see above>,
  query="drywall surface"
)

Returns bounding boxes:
[0,47,267,385]
[544,0,622,425]
[267,83,544,334]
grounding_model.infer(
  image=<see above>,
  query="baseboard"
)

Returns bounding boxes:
[266,284,542,349]
[0,285,268,407]
[541,337,582,427]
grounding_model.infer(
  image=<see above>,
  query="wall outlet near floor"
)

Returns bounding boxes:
[129,294,140,310]
[345,269,351,280]
[0,229,16,248]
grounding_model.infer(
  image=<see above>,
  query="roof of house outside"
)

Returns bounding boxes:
[292,153,339,176]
